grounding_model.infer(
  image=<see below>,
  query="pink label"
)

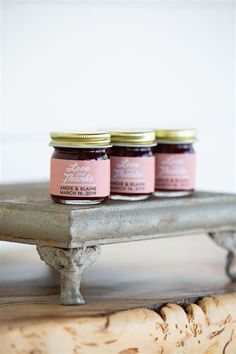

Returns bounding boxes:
[155,153,196,190]
[50,159,110,197]
[110,156,155,194]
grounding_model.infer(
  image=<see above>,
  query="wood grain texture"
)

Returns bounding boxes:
[1,236,236,321]
[1,236,236,353]
[0,183,235,248]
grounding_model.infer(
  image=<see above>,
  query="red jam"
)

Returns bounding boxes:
[154,130,196,197]
[50,132,111,205]
[110,131,156,201]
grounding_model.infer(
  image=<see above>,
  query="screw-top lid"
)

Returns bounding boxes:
[50,131,111,148]
[155,129,197,143]
[110,130,156,146]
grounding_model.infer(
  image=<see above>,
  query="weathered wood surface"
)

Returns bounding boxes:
[0,239,236,353]
[0,183,235,248]
[0,236,236,321]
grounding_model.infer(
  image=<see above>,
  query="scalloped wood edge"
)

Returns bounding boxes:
[1,294,236,354]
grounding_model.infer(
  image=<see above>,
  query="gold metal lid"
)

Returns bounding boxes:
[50,131,111,147]
[155,129,197,142]
[110,130,156,146]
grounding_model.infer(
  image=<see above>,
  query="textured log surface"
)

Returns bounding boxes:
[1,294,236,354]
[0,183,235,248]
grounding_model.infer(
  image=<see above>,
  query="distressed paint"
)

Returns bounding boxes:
[37,245,101,304]
[0,183,235,248]
[209,231,236,281]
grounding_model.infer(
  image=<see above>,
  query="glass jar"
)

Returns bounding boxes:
[50,131,111,205]
[110,130,156,201]
[154,129,197,197]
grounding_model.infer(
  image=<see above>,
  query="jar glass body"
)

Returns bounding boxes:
[110,145,155,201]
[153,142,196,197]
[50,146,110,204]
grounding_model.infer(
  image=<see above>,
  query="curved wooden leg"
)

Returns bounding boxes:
[37,245,101,305]
[209,231,236,281]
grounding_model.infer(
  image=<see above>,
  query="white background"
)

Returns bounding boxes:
[0,0,235,192]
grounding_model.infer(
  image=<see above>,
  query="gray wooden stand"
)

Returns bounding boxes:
[0,183,235,305]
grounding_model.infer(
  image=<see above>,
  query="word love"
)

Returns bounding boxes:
[113,159,143,179]
[159,156,187,176]
[63,163,93,183]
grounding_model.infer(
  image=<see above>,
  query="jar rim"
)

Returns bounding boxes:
[156,139,196,144]
[50,144,112,149]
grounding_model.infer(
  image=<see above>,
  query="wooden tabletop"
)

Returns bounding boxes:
[1,233,236,325]
[0,183,235,248]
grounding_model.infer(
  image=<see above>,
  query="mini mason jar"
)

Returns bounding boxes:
[50,131,111,205]
[154,129,197,197]
[110,130,156,201]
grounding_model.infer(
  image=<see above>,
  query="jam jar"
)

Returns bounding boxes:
[154,129,197,197]
[50,131,111,204]
[110,130,156,201]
